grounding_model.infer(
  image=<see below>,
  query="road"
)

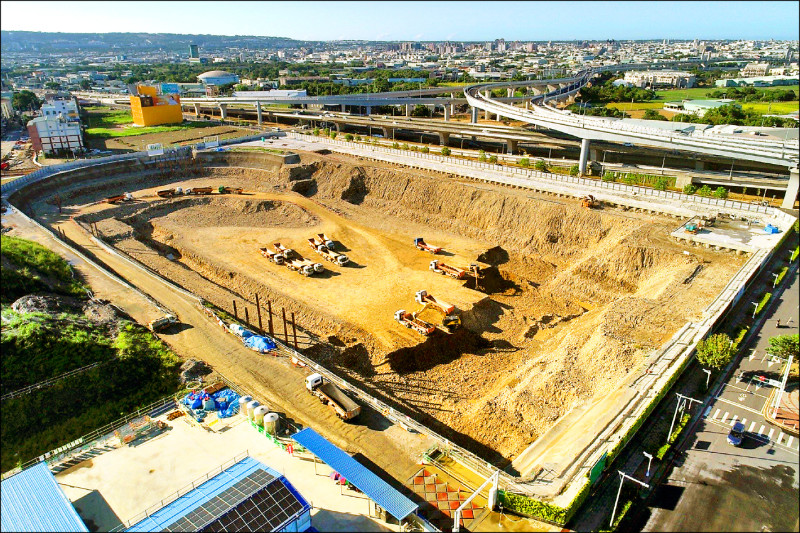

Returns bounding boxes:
[643,267,800,532]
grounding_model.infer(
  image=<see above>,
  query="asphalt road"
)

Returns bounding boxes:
[643,267,800,532]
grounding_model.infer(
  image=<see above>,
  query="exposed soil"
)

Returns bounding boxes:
[57,149,745,463]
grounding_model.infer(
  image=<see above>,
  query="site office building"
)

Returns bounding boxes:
[130,84,183,126]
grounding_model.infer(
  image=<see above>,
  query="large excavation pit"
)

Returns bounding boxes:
[59,149,746,466]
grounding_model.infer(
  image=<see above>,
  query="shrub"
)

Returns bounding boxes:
[519,157,530,168]
[441,147,451,156]
[344,133,353,141]
[654,176,670,191]
[569,164,580,176]
[322,128,330,136]
[534,159,547,171]
[622,174,639,185]
[479,150,487,162]
[713,186,728,199]
[696,185,713,197]
[392,142,400,149]
[410,145,418,151]
[420,146,429,154]
[602,172,616,182]
[755,292,772,316]
[354,135,361,141]
[683,184,697,195]
[329,131,337,139]
[499,491,567,525]
[312,127,320,136]
[488,155,498,164]
[401,143,409,150]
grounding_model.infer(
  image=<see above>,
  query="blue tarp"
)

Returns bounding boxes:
[292,428,418,521]
[764,224,780,234]
[244,335,277,353]
[229,324,255,339]
[181,388,240,418]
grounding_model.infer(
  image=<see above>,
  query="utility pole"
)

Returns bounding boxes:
[772,355,794,419]
[610,471,649,527]
[668,392,703,444]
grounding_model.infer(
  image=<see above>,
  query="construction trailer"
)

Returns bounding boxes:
[274,243,320,276]
[317,233,335,249]
[429,260,468,279]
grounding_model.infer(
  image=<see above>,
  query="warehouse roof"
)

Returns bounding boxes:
[0,462,88,532]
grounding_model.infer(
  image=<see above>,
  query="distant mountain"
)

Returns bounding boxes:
[0,31,309,53]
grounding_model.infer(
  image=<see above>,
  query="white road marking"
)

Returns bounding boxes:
[759,424,766,435]
[768,428,775,440]
[730,415,739,426]
[748,421,756,432]
[787,435,794,448]
[721,412,729,423]
[713,408,720,420]
[777,432,784,444]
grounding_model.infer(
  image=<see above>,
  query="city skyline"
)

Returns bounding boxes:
[1,1,798,41]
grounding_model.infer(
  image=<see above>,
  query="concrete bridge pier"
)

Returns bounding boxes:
[439,132,450,146]
[483,90,492,119]
[507,139,518,154]
[193,104,200,116]
[218,104,228,120]
[579,138,590,174]
[365,106,371,116]
[256,102,262,125]
[382,127,394,140]
[470,107,478,124]
[341,104,347,113]
[507,87,514,98]
[695,160,705,171]
[783,166,799,209]
[443,106,451,121]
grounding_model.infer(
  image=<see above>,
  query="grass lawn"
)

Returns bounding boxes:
[741,101,799,114]
[86,121,218,139]
[653,85,799,102]
[85,108,134,128]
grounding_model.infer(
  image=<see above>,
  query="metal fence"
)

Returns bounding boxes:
[0,359,114,402]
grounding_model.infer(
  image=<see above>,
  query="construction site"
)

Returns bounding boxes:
[15,144,751,475]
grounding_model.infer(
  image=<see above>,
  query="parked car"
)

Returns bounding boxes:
[727,421,745,446]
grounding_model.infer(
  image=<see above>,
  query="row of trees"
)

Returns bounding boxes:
[671,103,796,127]
[706,87,797,103]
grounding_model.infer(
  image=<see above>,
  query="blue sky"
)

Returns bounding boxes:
[1,1,798,41]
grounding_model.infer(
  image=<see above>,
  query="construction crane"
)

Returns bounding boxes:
[414,290,461,332]
[414,237,443,254]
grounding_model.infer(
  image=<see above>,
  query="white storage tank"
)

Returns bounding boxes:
[253,405,269,426]
[238,396,252,416]
[246,400,260,421]
[263,412,280,435]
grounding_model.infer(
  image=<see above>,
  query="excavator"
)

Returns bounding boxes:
[414,290,461,333]
[581,195,596,208]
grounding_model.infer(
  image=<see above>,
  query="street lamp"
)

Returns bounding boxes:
[702,368,711,389]
[642,452,653,477]
[610,471,649,528]
[668,392,703,444]
[772,272,780,288]
[751,301,759,319]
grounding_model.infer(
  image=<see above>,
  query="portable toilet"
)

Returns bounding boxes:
[253,405,269,426]
[238,396,252,416]
[264,413,280,435]
[246,400,260,421]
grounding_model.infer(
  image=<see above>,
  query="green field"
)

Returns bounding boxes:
[653,85,799,102]
[86,108,134,128]
[603,85,799,115]
[86,121,217,139]
[741,101,799,114]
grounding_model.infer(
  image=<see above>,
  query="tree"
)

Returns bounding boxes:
[441,147,451,156]
[344,133,353,142]
[12,90,41,112]
[488,155,498,164]
[696,333,735,370]
[329,131,337,139]
[45,81,62,90]
[713,187,728,199]
[534,159,547,171]
[569,164,580,176]
[767,334,798,360]
[696,185,713,197]
[683,184,697,195]
[519,157,530,168]
[643,109,667,121]
[79,79,92,90]
[479,150,487,162]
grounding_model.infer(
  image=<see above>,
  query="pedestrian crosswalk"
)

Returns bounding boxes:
[707,407,799,451]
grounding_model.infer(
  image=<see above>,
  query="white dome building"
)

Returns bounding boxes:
[197,70,239,86]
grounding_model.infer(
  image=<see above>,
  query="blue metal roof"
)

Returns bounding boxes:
[292,428,418,521]
[127,456,304,532]
[1,462,88,532]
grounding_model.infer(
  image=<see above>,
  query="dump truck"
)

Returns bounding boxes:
[218,186,243,194]
[305,373,361,420]
[414,238,442,254]
[147,314,177,332]
[105,193,133,204]
[308,238,349,266]
[185,187,213,195]
[429,260,467,279]
[259,247,285,265]
[157,189,177,198]
[581,195,596,208]
[415,290,461,332]
[317,233,335,250]
[394,309,436,336]
[274,243,315,276]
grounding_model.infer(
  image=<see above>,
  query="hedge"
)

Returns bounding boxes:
[755,292,772,316]
[498,473,594,526]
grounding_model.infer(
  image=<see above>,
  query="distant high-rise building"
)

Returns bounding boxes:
[189,44,199,59]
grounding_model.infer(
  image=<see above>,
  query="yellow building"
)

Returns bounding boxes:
[129,85,183,126]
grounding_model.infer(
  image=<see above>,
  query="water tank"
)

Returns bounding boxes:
[246,400,260,421]
[264,412,280,435]
[253,405,269,426]
[202,397,216,411]
[238,395,252,416]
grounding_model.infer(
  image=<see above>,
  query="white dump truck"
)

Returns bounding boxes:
[305,373,361,421]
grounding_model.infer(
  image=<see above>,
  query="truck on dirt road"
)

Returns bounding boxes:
[429,260,468,279]
[274,243,319,276]
[308,237,349,266]
[414,237,443,254]
[305,373,361,421]
[259,247,285,265]
[394,309,436,336]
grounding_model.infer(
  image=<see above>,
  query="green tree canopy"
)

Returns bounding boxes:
[767,334,799,360]
[12,90,41,112]
[79,79,92,90]
[696,333,735,370]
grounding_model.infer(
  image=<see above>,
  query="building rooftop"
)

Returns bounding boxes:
[1,462,88,533]
[197,70,236,79]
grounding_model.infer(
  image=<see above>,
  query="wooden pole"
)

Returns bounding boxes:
[233,300,238,319]
[282,308,288,344]
[267,300,274,337]
[244,306,249,325]
[291,312,298,349]
[255,294,263,330]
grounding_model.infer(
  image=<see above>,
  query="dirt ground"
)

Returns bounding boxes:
[86,125,254,153]
[43,149,746,465]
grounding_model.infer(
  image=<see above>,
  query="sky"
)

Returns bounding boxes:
[1,1,798,41]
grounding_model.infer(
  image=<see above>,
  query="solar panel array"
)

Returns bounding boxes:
[200,479,305,532]
[162,469,277,532]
